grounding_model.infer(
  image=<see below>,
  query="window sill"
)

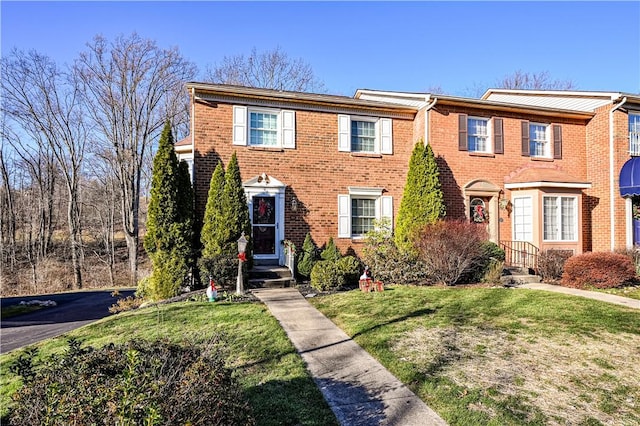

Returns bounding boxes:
[248,146,285,152]
[350,152,383,159]
[530,157,554,162]
[469,152,495,158]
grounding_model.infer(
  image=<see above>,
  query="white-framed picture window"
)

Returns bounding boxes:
[543,196,577,241]
[232,106,296,149]
[338,115,392,154]
[512,196,533,242]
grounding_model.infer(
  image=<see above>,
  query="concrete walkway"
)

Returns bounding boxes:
[518,283,640,309]
[252,288,447,426]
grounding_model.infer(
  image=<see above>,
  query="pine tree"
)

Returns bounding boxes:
[143,121,192,299]
[200,161,226,258]
[297,233,317,278]
[321,237,341,262]
[220,152,251,256]
[395,140,446,252]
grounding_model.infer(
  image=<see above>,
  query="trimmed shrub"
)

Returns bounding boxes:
[615,248,640,277]
[482,259,505,284]
[8,338,255,426]
[336,255,362,287]
[321,237,341,262]
[297,233,317,279]
[198,254,239,289]
[414,220,487,286]
[310,260,343,291]
[362,219,431,285]
[538,249,573,282]
[147,250,189,300]
[561,251,636,289]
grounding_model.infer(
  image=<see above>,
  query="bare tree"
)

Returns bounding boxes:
[496,70,576,91]
[74,33,197,285]
[1,49,86,289]
[205,46,325,93]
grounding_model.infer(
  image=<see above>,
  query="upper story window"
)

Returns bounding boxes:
[630,113,640,156]
[458,114,503,154]
[250,111,278,146]
[338,115,393,154]
[521,121,562,159]
[233,105,296,149]
[529,123,549,157]
[543,196,577,241]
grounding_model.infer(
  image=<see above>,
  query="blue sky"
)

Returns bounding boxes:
[2,1,639,97]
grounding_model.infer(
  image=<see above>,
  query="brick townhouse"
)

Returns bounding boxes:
[176,83,640,269]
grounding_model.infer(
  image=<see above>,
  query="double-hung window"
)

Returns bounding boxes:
[249,111,278,146]
[338,188,392,238]
[338,115,393,154]
[543,196,577,241]
[630,113,640,156]
[232,106,296,149]
[529,123,550,158]
[468,117,490,153]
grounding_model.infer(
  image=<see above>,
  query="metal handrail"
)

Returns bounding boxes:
[499,240,539,274]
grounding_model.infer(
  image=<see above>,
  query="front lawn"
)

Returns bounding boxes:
[0,301,337,426]
[309,285,640,426]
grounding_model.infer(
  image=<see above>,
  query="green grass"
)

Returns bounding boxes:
[1,305,42,319]
[309,285,640,425]
[0,301,338,426]
[590,284,640,300]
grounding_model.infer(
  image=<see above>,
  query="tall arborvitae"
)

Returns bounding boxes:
[143,121,191,299]
[200,161,226,258]
[220,152,251,256]
[395,140,446,252]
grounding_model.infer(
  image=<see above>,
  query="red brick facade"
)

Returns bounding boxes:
[186,83,639,262]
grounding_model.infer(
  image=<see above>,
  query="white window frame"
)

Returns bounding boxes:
[512,196,533,242]
[467,116,492,153]
[543,195,578,242]
[338,187,392,238]
[529,122,551,158]
[232,106,295,149]
[629,112,640,156]
[338,115,392,154]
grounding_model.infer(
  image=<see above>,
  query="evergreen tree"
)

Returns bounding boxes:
[220,152,251,256]
[143,121,191,299]
[200,162,226,258]
[297,233,317,278]
[321,237,341,262]
[395,140,446,252]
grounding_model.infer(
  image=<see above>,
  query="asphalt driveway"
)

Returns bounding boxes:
[1,289,135,354]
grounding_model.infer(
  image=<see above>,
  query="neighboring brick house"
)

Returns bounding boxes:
[179,82,640,268]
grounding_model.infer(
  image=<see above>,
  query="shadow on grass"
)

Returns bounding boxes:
[351,307,438,340]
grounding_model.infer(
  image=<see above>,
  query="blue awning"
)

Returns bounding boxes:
[620,157,640,197]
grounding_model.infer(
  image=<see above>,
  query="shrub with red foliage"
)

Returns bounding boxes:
[414,220,487,286]
[560,251,636,289]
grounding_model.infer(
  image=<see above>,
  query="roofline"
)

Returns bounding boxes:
[354,89,594,119]
[505,181,592,190]
[481,88,624,101]
[186,82,418,115]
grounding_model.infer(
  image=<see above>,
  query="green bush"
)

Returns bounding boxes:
[297,233,317,279]
[561,251,636,289]
[8,338,255,426]
[147,250,189,300]
[336,256,362,287]
[461,241,505,284]
[362,219,431,285]
[198,254,239,289]
[310,260,344,291]
[321,237,341,262]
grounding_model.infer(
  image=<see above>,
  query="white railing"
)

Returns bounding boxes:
[282,240,296,278]
[630,132,640,156]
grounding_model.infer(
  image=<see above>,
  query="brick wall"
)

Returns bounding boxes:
[193,101,416,255]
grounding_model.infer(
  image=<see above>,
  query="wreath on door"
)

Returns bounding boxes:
[470,198,488,223]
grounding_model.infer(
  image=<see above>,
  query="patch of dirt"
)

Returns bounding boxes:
[393,326,640,425]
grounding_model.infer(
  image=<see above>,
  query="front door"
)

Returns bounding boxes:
[252,196,277,255]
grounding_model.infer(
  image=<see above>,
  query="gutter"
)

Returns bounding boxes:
[424,97,438,145]
[609,96,627,250]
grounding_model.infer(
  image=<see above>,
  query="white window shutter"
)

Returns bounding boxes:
[232,106,247,146]
[281,110,296,149]
[338,115,351,152]
[338,195,351,238]
[380,118,393,154]
[381,196,393,225]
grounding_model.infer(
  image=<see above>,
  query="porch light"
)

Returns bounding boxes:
[237,232,248,254]
[291,197,298,212]
[237,232,248,295]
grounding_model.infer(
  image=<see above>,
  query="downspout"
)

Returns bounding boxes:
[424,97,438,145]
[609,96,627,250]
[191,87,196,185]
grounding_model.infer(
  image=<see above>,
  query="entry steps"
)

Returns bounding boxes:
[249,265,295,289]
